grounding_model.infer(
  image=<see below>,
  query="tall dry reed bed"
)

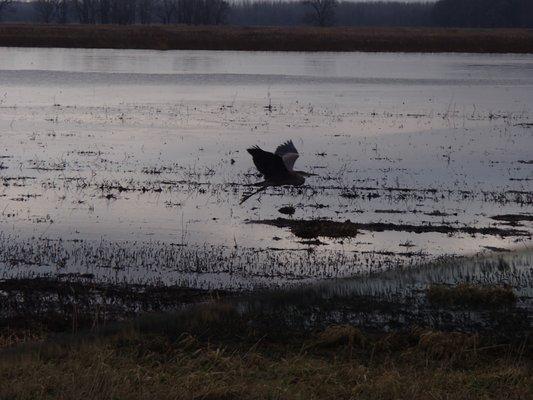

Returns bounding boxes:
[0,24,532,53]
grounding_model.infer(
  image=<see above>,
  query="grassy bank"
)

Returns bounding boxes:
[1,302,531,400]
[0,254,530,398]
[0,24,532,53]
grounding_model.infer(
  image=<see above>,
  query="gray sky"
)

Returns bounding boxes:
[345,0,437,2]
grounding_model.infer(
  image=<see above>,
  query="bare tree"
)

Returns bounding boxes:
[177,0,194,24]
[110,0,136,24]
[157,0,176,23]
[0,0,14,21]
[72,0,98,23]
[302,0,336,27]
[208,0,229,25]
[57,0,68,23]
[174,0,228,25]
[33,0,59,22]
[138,0,153,23]
[99,0,111,23]
[20,0,229,25]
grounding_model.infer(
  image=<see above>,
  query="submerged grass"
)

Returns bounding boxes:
[0,24,532,53]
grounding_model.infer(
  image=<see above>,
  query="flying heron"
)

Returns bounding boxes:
[241,140,314,204]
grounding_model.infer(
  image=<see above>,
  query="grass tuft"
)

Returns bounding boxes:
[313,325,365,349]
[427,284,517,308]
[418,330,478,359]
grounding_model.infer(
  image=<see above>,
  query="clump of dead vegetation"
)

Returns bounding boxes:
[427,284,517,308]
[311,324,366,349]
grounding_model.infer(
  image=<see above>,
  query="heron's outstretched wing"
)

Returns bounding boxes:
[274,140,299,171]
[247,146,290,181]
[275,140,298,156]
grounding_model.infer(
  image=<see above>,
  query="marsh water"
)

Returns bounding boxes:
[0,47,532,292]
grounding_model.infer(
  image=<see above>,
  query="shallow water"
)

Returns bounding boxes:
[0,48,532,288]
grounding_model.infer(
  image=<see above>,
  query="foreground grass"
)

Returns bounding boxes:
[0,303,531,400]
[0,24,532,53]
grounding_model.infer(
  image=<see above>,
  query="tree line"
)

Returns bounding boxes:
[0,0,531,28]
[433,0,533,28]
[0,0,229,24]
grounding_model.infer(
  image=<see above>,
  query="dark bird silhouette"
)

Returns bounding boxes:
[241,140,314,204]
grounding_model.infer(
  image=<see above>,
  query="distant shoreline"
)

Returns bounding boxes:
[0,24,532,53]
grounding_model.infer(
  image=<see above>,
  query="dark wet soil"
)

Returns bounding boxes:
[278,206,296,216]
[251,219,360,239]
[491,214,533,223]
[482,246,511,253]
[424,210,458,217]
[250,218,531,239]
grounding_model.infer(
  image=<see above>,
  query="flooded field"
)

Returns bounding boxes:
[0,47,532,294]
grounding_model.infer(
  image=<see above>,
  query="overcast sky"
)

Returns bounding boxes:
[346,0,437,2]
[281,0,438,2]
[341,0,437,2]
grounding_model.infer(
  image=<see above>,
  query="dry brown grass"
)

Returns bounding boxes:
[0,320,531,400]
[0,327,46,349]
[427,284,517,308]
[312,324,366,349]
[0,24,532,53]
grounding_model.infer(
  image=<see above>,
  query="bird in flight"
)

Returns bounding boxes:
[241,140,314,204]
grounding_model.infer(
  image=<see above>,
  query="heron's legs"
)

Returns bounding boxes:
[240,184,268,205]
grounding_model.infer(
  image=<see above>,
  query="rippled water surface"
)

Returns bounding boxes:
[0,48,532,289]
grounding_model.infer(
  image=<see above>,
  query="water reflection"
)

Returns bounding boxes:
[0,47,531,289]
